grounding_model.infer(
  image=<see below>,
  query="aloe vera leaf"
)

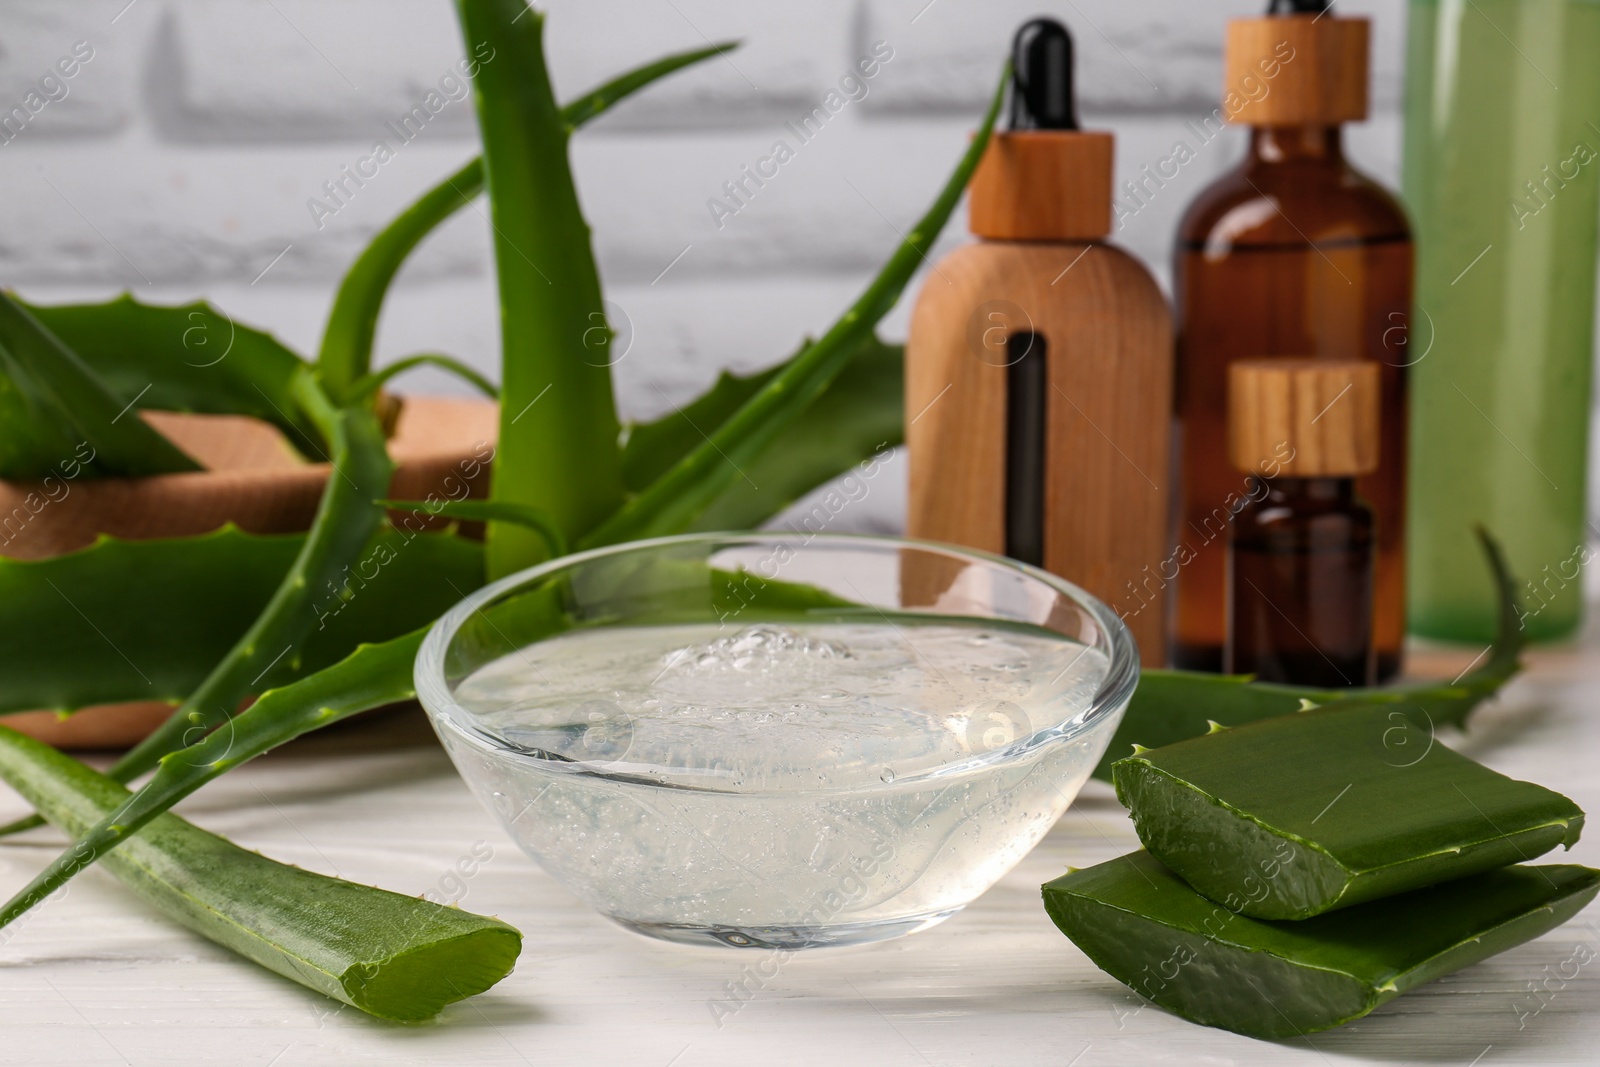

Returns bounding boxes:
[109,374,392,778]
[21,295,322,459]
[1097,529,1524,780]
[0,376,394,840]
[1043,852,1600,1039]
[697,338,903,531]
[0,298,95,483]
[0,350,85,483]
[0,630,422,932]
[619,334,893,490]
[621,359,788,492]
[0,292,201,479]
[618,334,904,530]
[313,154,481,402]
[380,499,565,559]
[350,352,498,400]
[0,725,519,1021]
[457,0,629,578]
[314,41,737,397]
[582,67,1010,548]
[0,525,484,717]
[1113,704,1585,920]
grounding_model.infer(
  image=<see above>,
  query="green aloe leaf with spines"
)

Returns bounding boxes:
[457,0,636,578]
[693,338,904,532]
[621,335,905,532]
[20,294,323,459]
[380,498,567,560]
[1112,703,1584,920]
[0,291,202,479]
[108,372,393,779]
[0,525,485,718]
[0,724,518,1021]
[1043,852,1600,1039]
[0,371,394,840]
[349,353,499,400]
[0,629,426,933]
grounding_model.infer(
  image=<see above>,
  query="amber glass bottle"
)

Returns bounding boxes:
[1230,478,1376,685]
[1226,360,1379,687]
[1172,3,1411,680]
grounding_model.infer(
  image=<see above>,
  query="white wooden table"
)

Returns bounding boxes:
[2,638,1596,1067]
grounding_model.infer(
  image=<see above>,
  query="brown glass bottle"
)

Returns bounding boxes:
[1225,358,1380,686]
[1228,477,1376,686]
[1172,11,1411,680]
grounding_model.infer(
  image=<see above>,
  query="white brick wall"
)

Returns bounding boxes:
[7,0,1585,533]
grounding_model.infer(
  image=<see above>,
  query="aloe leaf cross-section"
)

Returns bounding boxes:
[1043,851,1600,1039]
[1112,704,1585,919]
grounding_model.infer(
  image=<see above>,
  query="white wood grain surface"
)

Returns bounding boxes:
[2,640,1596,1067]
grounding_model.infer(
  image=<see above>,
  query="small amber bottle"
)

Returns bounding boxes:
[1172,0,1411,680]
[1226,359,1379,687]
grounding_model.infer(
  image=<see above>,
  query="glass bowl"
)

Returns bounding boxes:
[416,533,1138,950]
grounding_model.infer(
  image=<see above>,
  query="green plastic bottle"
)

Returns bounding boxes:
[1404,0,1600,643]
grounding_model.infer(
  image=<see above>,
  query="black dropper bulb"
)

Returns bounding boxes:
[1267,0,1332,14]
[1010,18,1079,131]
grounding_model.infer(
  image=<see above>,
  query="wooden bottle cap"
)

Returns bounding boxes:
[968,130,1114,241]
[1229,359,1379,477]
[1224,15,1369,126]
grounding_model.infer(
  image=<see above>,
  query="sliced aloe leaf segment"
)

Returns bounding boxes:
[1113,705,1584,919]
[1043,851,1600,1039]
[0,725,521,1021]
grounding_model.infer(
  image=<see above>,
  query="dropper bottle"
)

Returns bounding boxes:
[906,18,1172,663]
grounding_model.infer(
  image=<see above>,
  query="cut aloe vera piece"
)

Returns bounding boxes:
[1113,705,1584,919]
[1043,851,1600,1039]
[0,726,521,1021]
